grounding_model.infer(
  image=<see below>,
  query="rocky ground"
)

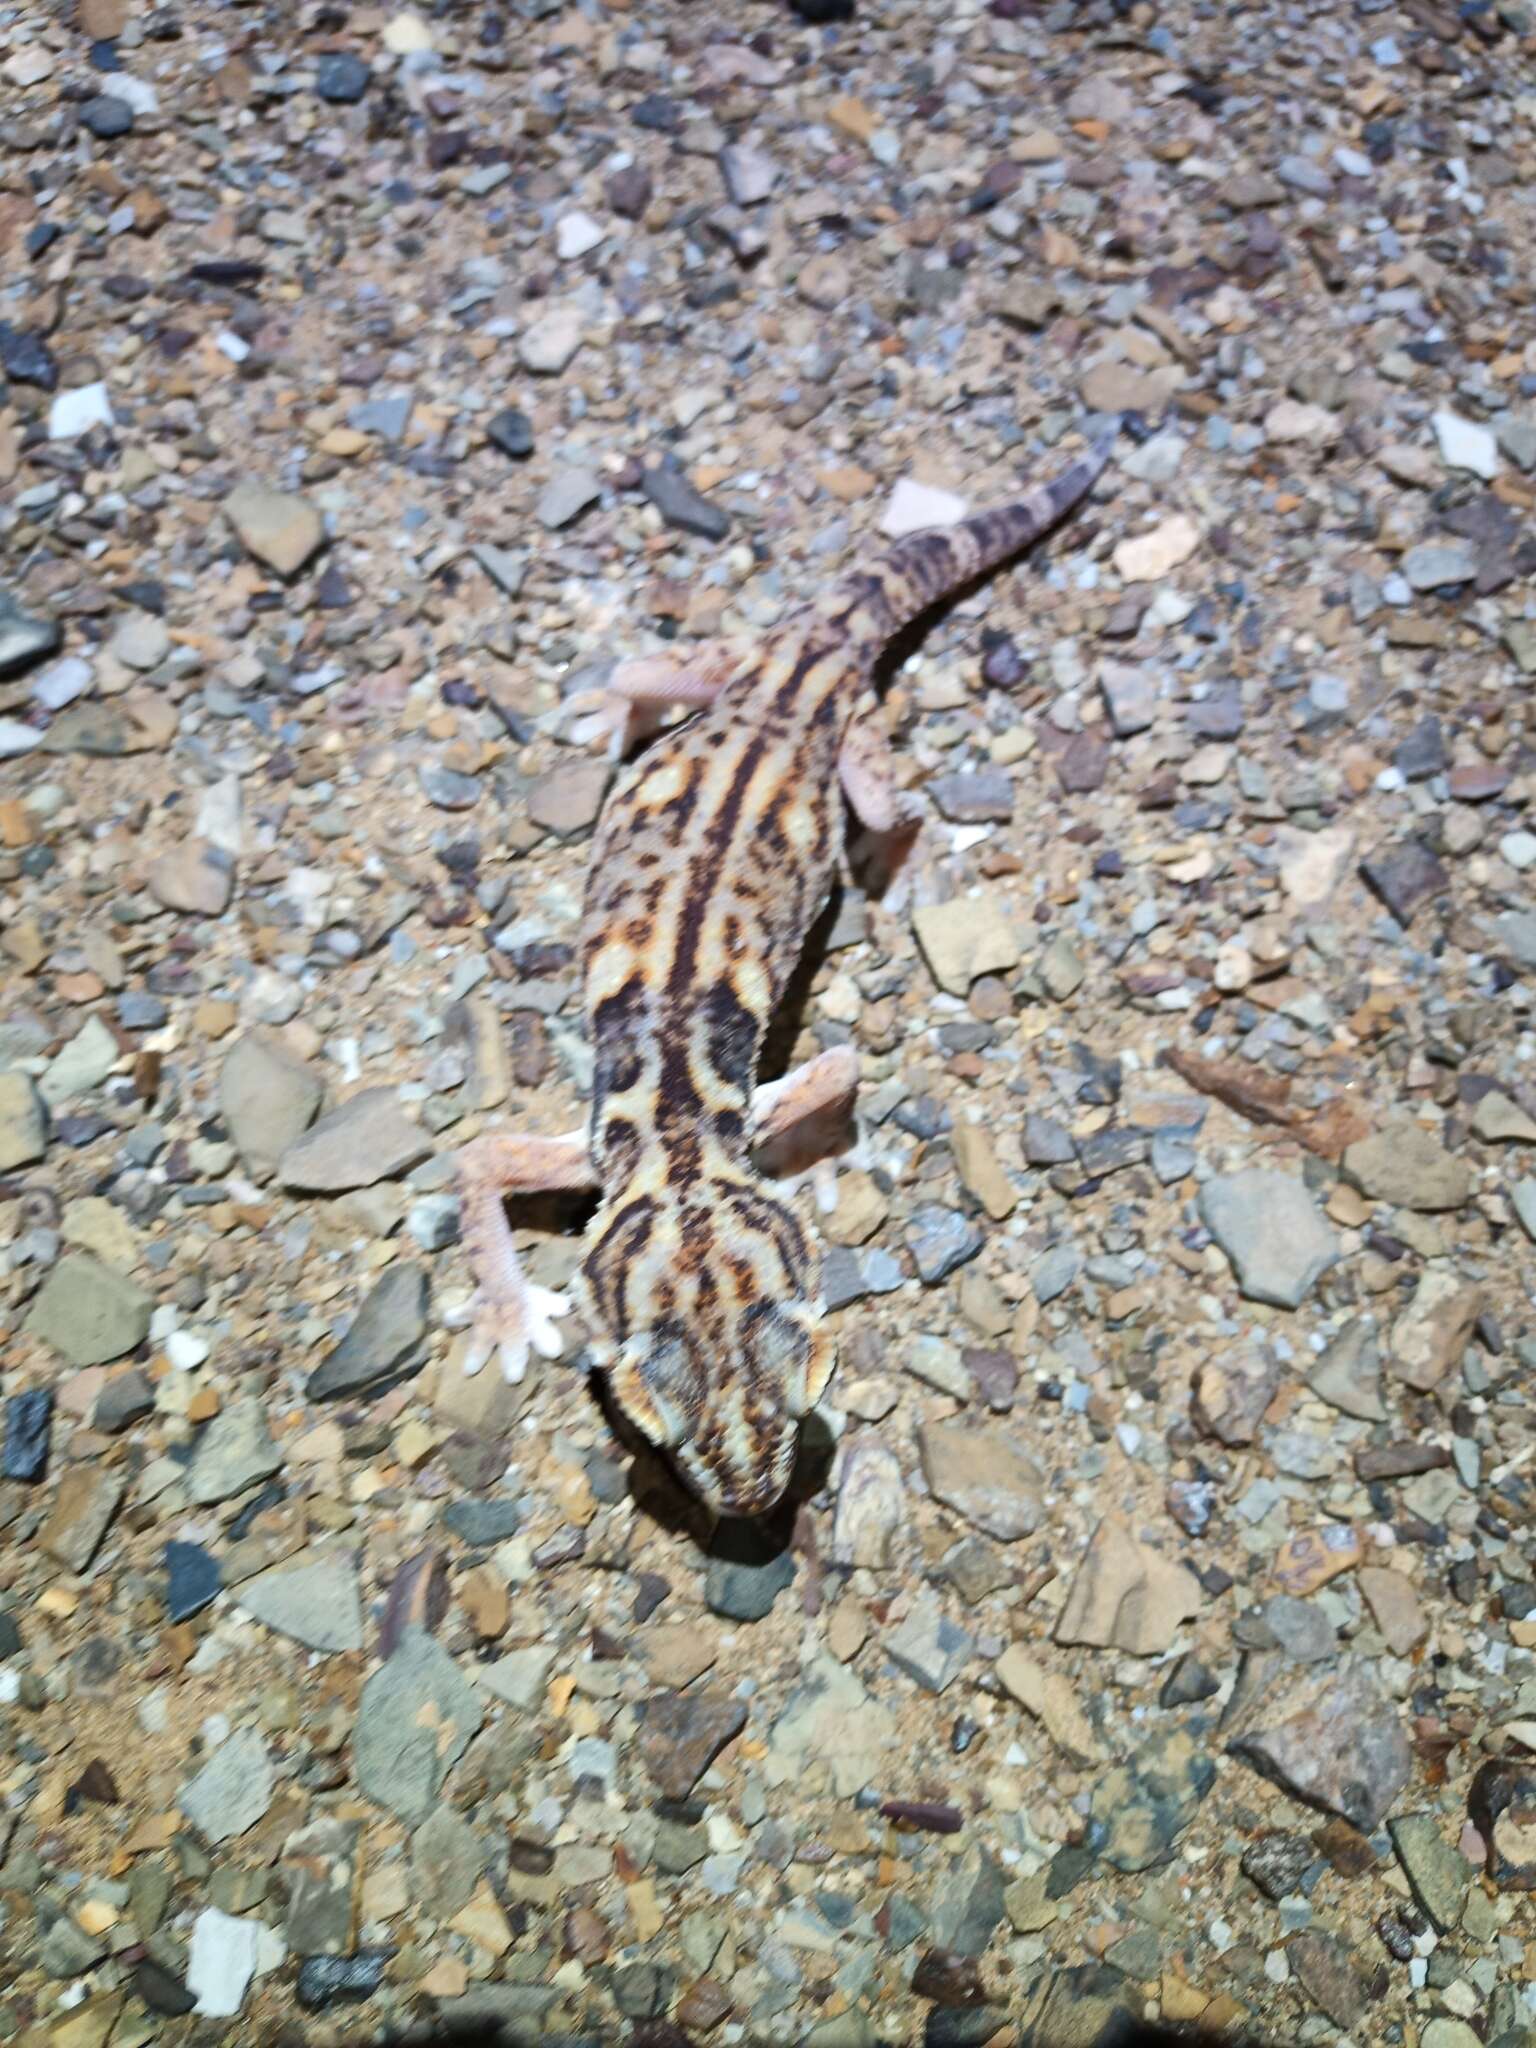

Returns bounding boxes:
[2,0,1536,2044]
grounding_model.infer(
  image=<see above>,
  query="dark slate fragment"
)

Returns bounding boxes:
[315,54,371,103]
[1360,839,1448,924]
[441,1498,522,1547]
[163,1539,221,1622]
[606,165,653,218]
[2,1389,52,1482]
[1394,714,1446,782]
[636,1689,749,1800]
[640,460,731,540]
[81,94,134,137]
[705,1546,795,1622]
[295,1950,391,2011]
[927,769,1014,823]
[486,407,534,459]
[188,259,265,287]
[0,322,59,391]
[134,1959,196,2016]
[306,1262,429,1400]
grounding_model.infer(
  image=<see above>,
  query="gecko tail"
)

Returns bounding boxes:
[864,419,1120,632]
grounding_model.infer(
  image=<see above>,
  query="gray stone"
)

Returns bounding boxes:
[884,1593,974,1694]
[1226,1654,1410,1831]
[353,1626,481,1824]
[224,484,325,577]
[410,1806,485,1920]
[906,1204,984,1283]
[186,1399,283,1506]
[179,1728,274,1845]
[1090,1722,1215,1873]
[705,1546,795,1622]
[1389,1812,1470,1933]
[1402,540,1477,591]
[235,1553,363,1653]
[918,1419,1044,1542]
[1360,840,1448,925]
[1288,1928,1370,2030]
[1342,1122,1470,1211]
[37,1908,106,1978]
[1098,660,1161,736]
[1240,1831,1313,1900]
[39,1016,119,1104]
[220,1033,324,1183]
[1030,1241,1081,1304]
[307,1263,429,1401]
[282,1818,361,1956]
[1198,1169,1338,1309]
[1307,1320,1387,1421]
[111,614,171,670]
[25,1253,153,1367]
[719,143,780,205]
[0,1070,48,1171]
[0,588,62,675]
[536,467,602,529]
[640,461,731,540]
[279,1087,431,1191]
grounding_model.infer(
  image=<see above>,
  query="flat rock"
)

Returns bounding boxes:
[1226,1654,1410,1830]
[1054,1516,1202,1656]
[279,1087,430,1191]
[918,1419,1044,1542]
[527,759,611,838]
[768,1654,896,1798]
[0,588,62,674]
[26,1253,152,1367]
[186,1398,283,1506]
[40,1465,126,1572]
[994,1647,1103,1763]
[641,461,731,540]
[1112,513,1200,583]
[220,1032,324,1183]
[40,1016,119,1105]
[912,893,1021,994]
[282,1817,362,1956]
[518,303,585,374]
[637,1689,749,1800]
[1357,1565,1427,1656]
[179,1727,274,1845]
[224,484,325,577]
[1433,408,1501,480]
[1198,1168,1338,1309]
[0,1069,48,1170]
[353,1625,482,1823]
[1287,1929,1370,2030]
[1360,839,1448,924]
[1391,1269,1484,1392]
[411,1806,485,1920]
[146,838,235,917]
[235,1553,363,1653]
[307,1262,429,1400]
[1089,1722,1215,1872]
[1190,1346,1281,1445]
[1388,1811,1470,1932]
[1342,1121,1471,1211]
[1307,1320,1387,1421]
[186,1907,265,2018]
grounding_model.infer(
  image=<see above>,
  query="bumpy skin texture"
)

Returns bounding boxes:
[568,435,1117,1515]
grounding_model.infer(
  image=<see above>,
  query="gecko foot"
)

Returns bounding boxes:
[449,1282,572,1382]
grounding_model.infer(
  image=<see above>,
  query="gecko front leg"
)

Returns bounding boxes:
[451,1130,595,1382]
[751,1046,860,1211]
[566,640,745,756]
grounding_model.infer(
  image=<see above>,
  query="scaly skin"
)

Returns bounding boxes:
[567,432,1118,1515]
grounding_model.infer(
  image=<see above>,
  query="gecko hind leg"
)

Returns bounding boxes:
[565,640,744,756]
[838,699,926,835]
[451,1130,596,1383]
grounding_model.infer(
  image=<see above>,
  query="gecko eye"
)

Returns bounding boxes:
[740,1303,815,1417]
[608,1329,696,1449]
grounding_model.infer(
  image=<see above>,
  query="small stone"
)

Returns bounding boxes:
[26,1253,153,1367]
[1191,1348,1282,1446]
[307,1263,428,1400]
[220,1033,324,1183]
[518,304,585,375]
[1264,399,1337,445]
[1241,1831,1313,1901]
[49,382,114,440]
[1433,409,1501,481]
[485,408,534,459]
[186,1907,261,2018]
[1307,1320,1386,1422]
[186,1398,283,1506]
[906,1204,983,1283]
[1054,1517,1202,1656]
[236,1553,363,1653]
[555,210,606,260]
[1391,1269,1484,1392]
[1198,1169,1338,1309]
[1342,1122,1471,1211]
[912,892,1021,993]
[1089,1723,1215,1873]
[831,1438,904,1570]
[0,321,59,391]
[1468,1759,1536,1890]
[641,461,731,540]
[315,53,370,102]
[1388,1812,1470,1932]
[164,1539,221,1622]
[133,1960,195,2016]
[1472,1090,1536,1143]
[881,478,968,537]
[40,1016,119,1104]
[279,1087,430,1191]
[1227,1655,1410,1831]
[354,1626,481,1823]
[705,1544,795,1622]
[180,1728,274,1845]
[994,1648,1102,1763]
[1360,839,1448,924]
[283,1817,362,1956]
[638,1689,749,1800]
[918,1419,1044,1542]
[1098,660,1161,737]
[442,1497,522,1546]
[1287,1929,1370,2030]
[81,94,134,138]
[719,142,780,205]
[1402,540,1477,591]
[885,1593,974,1694]
[1276,153,1333,195]
[2,1387,52,1481]
[1270,1522,1362,1598]
[537,467,602,529]
[110,614,170,670]
[295,1951,389,2012]
[527,759,611,839]
[40,1465,126,1571]
[0,588,62,674]
[1112,513,1200,584]
[1357,1566,1427,1656]
[147,838,235,916]
[223,483,326,577]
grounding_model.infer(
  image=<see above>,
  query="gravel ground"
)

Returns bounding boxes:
[2,1,1536,2044]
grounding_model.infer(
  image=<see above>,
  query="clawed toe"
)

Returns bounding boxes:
[456,1286,571,1384]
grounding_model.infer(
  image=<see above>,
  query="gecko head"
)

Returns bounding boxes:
[582,1185,835,1520]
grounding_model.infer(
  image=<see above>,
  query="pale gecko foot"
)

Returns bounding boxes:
[447,1281,572,1383]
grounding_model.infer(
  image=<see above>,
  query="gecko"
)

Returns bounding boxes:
[450,426,1118,1519]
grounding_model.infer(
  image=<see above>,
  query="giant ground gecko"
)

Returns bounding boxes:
[452,427,1117,1518]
